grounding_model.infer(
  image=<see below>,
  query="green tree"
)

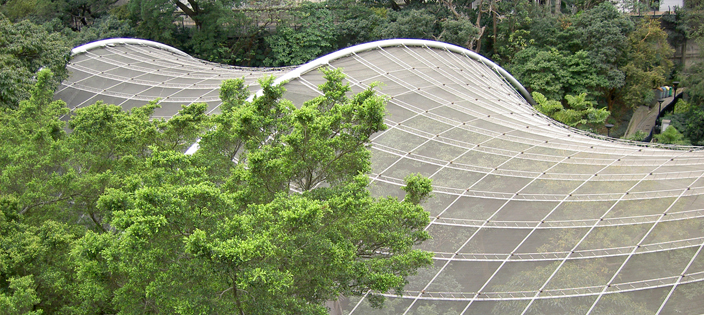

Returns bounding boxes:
[682,109,704,145]
[0,69,71,222]
[510,47,602,101]
[569,3,634,110]
[533,91,610,128]
[0,15,71,110]
[332,1,387,48]
[0,275,42,315]
[68,69,433,313]
[0,69,88,314]
[654,125,689,144]
[125,0,182,46]
[126,0,240,32]
[661,0,704,144]
[683,61,704,106]
[264,3,338,66]
[66,15,135,47]
[0,205,82,314]
[673,98,693,114]
[619,18,674,108]
[375,7,478,49]
[1,69,215,313]
[1,0,120,33]
[499,3,641,110]
[665,107,704,145]
[626,130,649,141]
[1,67,433,313]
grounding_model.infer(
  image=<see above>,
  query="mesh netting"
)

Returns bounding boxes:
[58,39,704,314]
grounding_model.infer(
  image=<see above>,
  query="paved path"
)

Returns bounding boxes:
[624,95,675,139]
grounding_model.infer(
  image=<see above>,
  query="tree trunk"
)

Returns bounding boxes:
[606,89,616,112]
[471,0,485,52]
[233,274,245,315]
[555,0,561,14]
[389,0,401,11]
[492,0,497,50]
[681,38,687,68]
[476,28,483,52]
[174,0,202,29]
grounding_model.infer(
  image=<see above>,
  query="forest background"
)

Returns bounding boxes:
[2,0,704,139]
[2,0,704,313]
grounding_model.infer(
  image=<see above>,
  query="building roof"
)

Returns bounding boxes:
[58,38,704,314]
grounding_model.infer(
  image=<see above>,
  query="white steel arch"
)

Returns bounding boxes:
[71,38,192,58]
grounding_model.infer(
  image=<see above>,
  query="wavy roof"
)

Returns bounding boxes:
[58,38,704,315]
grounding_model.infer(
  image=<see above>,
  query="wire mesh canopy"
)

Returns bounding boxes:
[57,38,704,315]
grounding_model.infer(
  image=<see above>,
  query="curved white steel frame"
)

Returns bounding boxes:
[71,38,192,58]
[264,39,536,106]
[57,38,704,315]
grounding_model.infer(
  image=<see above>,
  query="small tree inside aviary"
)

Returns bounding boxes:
[532,91,610,130]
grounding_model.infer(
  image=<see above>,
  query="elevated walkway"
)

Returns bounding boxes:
[624,94,677,140]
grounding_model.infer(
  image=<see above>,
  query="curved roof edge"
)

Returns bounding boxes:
[267,39,536,106]
[71,38,533,105]
[71,38,191,58]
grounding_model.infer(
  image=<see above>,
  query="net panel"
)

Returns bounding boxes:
[56,39,704,314]
[58,41,291,119]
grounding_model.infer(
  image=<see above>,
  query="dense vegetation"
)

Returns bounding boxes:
[1,66,437,313]
[2,0,702,134]
[2,0,704,312]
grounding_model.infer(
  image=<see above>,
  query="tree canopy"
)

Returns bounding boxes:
[0,14,71,110]
[532,91,610,129]
[0,67,434,313]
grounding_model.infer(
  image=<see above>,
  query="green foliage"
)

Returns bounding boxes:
[262,2,478,66]
[0,72,87,312]
[494,28,533,63]
[571,3,634,90]
[674,99,692,114]
[377,9,438,40]
[510,48,601,101]
[533,91,610,128]
[1,68,432,313]
[66,15,135,47]
[401,173,433,205]
[669,0,704,141]
[264,3,337,66]
[438,18,479,48]
[0,69,71,221]
[0,15,71,110]
[533,90,564,115]
[374,8,478,48]
[1,0,119,32]
[330,0,386,47]
[104,0,483,67]
[183,1,253,65]
[683,61,704,106]
[654,125,689,145]
[0,215,81,313]
[503,3,636,107]
[501,3,673,112]
[682,109,704,145]
[620,18,674,107]
[667,107,704,145]
[77,69,431,313]
[125,0,180,46]
[626,130,649,141]
[0,276,42,315]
